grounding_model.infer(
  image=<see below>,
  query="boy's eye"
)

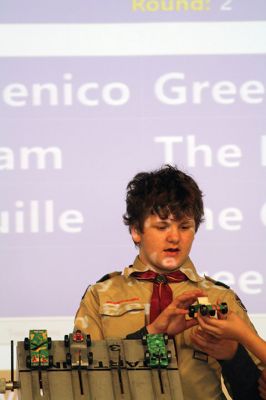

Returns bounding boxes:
[181,223,195,230]
[156,225,168,230]
[181,225,192,230]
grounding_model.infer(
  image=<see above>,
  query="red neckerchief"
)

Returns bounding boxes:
[131,269,188,323]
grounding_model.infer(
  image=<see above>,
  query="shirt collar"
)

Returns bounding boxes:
[124,256,149,278]
[124,256,203,283]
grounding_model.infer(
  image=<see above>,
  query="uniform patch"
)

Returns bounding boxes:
[235,294,247,312]
[81,285,91,299]
[97,271,122,283]
[204,275,230,289]
[193,350,208,363]
[215,280,230,289]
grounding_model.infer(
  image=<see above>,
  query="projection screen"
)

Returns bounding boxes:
[0,0,265,372]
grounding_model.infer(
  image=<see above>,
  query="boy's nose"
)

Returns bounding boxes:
[167,227,180,243]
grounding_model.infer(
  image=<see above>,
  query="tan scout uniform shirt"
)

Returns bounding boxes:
[74,257,261,400]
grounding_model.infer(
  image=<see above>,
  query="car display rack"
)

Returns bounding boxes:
[0,332,184,400]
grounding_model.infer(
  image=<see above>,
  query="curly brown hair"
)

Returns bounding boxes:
[123,165,204,233]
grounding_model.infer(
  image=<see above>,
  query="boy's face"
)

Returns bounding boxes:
[131,214,195,273]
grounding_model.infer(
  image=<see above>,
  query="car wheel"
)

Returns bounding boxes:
[189,306,195,318]
[64,335,70,347]
[86,334,91,347]
[200,305,208,316]
[163,334,168,345]
[88,351,93,365]
[221,302,228,314]
[24,338,30,350]
[142,335,147,345]
[66,352,72,366]
[144,350,150,366]
[26,355,31,368]
[49,355,53,368]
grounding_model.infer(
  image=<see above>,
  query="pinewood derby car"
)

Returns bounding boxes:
[188,297,228,318]
[142,333,171,368]
[24,329,53,368]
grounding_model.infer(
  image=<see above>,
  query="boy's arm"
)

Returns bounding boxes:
[241,330,266,365]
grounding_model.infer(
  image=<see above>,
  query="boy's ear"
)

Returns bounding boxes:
[130,226,141,244]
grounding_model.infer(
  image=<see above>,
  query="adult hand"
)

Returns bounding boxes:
[147,289,204,336]
[190,328,238,360]
[259,368,266,399]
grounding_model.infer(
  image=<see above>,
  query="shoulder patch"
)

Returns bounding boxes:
[204,275,230,289]
[234,293,247,312]
[97,271,122,283]
[81,284,91,299]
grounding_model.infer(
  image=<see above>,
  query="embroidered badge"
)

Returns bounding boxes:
[234,294,247,312]
[193,350,208,363]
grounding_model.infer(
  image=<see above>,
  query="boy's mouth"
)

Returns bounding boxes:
[164,248,180,254]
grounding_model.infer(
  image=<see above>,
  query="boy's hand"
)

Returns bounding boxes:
[147,289,204,336]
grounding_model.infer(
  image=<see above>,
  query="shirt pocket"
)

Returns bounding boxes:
[99,301,145,338]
